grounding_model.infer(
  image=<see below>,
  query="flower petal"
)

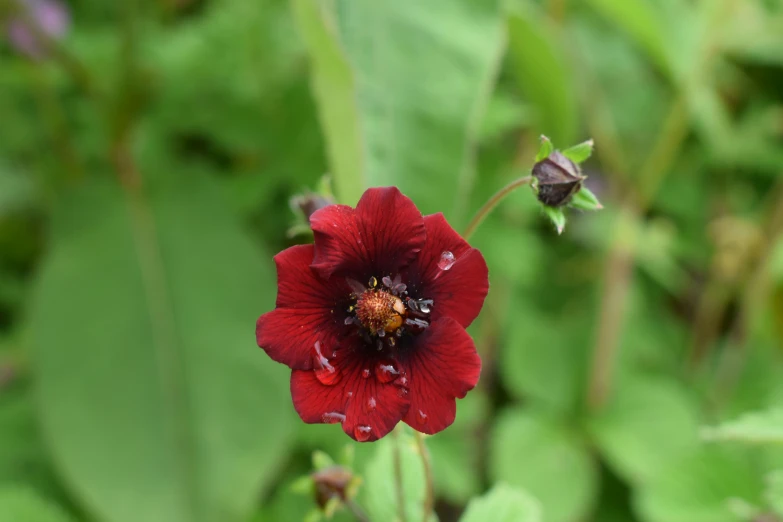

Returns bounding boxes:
[256,244,352,370]
[291,343,410,442]
[310,187,426,281]
[405,213,489,328]
[402,317,481,434]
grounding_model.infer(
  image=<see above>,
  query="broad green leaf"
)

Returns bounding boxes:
[29,177,295,522]
[362,427,431,522]
[427,392,486,503]
[290,0,364,206]
[702,409,783,445]
[635,447,763,522]
[489,409,598,522]
[0,487,75,522]
[460,483,542,522]
[295,0,505,218]
[498,301,588,413]
[589,376,700,484]
[507,9,578,145]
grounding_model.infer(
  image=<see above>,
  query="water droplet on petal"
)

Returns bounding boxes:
[346,391,354,399]
[322,412,346,424]
[364,397,377,413]
[417,299,433,314]
[313,342,340,386]
[394,375,409,388]
[362,369,371,379]
[437,251,456,271]
[375,362,400,383]
[355,425,372,442]
[417,410,428,424]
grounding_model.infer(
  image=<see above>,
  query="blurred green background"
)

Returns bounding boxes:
[1,0,783,521]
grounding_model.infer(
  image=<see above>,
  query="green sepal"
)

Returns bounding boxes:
[535,135,554,162]
[561,139,594,163]
[569,186,603,211]
[542,206,566,235]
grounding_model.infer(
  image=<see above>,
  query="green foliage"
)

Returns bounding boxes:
[635,447,764,522]
[362,428,430,522]
[1,0,783,521]
[490,409,598,522]
[0,487,75,522]
[702,409,783,445]
[28,177,294,522]
[459,483,542,522]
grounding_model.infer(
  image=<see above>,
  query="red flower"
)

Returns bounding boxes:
[256,187,488,442]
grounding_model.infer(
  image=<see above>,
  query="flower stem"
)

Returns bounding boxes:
[462,176,533,241]
[392,428,408,522]
[346,499,370,522]
[414,431,434,522]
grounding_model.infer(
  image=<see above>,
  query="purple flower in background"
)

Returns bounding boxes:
[6,0,70,59]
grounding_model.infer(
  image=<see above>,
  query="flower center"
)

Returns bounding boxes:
[356,289,406,334]
[344,275,435,349]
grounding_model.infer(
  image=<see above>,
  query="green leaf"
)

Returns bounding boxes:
[362,427,431,522]
[766,470,783,516]
[460,483,542,522]
[507,9,578,145]
[489,409,599,522]
[589,376,700,484]
[290,0,364,206]
[296,0,505,218]
[561,139,595,164]
[0,487,75,522]
[702,409,783,445]
[542,206,566,235]
[635,447,763,522]
[28,177,295,522]
[427,392,486,503]
[569,186,603,212]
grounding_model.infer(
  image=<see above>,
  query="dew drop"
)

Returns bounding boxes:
[322,412,346,424]
[417,410,428,424]
[346,391,354,399]
[313,342,340,386]
[375,362,400,383]
[418,299,433,314]
[437,251,456,271]
[355,425,372,442]
[364,397,377,413]
[377,329,386,338]
[362,368,371,379]
[394,375,409,388]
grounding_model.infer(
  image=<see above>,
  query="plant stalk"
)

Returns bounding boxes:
[462,175,533,241]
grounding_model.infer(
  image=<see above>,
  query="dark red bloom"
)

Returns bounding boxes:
[256,187,488,442]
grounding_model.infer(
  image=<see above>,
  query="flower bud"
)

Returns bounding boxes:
[291,192,335,222]
[532,150,586,208]
[311,466,354,509]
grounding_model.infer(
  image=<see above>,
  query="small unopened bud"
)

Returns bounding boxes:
[532,151,586,208]
[311,466,354,509]
[291,192,335,222]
